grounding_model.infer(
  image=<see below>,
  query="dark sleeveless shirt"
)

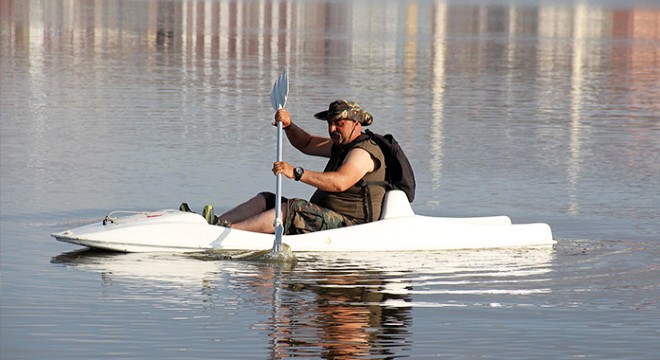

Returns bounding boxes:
[309,137,386,222]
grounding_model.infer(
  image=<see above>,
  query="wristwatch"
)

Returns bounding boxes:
[294,167,304,181]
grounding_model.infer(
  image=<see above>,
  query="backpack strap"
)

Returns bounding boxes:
[359,179,374,223]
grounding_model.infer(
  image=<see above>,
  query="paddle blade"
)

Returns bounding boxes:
[279,69,288,108]
[243,243,297,265]
[270,81,279,110]
[270,69,289,110]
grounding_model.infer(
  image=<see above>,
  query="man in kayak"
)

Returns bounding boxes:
[212,100,387,234]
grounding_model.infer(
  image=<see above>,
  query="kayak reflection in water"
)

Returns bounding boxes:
[213,100,388,235]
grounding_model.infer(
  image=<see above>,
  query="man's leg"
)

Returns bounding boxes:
[220,192,289,234]
[284,199,355,234]
[231,208,279,233]
[218,192,270,223]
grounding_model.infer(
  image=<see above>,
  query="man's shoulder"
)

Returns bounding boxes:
[353,138,384,157]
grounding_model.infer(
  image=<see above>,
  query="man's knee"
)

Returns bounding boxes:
[258,192,276,209]
[258,192,289,211]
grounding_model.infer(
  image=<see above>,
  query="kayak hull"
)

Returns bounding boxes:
[51,191,555,253]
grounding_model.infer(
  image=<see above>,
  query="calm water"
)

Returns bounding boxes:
[1,0,659,359]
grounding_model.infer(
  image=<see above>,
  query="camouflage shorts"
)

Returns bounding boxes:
[284,198,358,235]
[259,192,357,235]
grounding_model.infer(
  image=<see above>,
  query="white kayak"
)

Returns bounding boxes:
[51,190,555,253]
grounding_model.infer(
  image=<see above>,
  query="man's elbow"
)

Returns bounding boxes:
[328,181,353,193]
[325,184,344,193]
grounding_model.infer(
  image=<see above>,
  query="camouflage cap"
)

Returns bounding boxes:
[314,100,373,126]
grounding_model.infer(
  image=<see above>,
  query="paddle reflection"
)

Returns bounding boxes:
[51,247,554,358]
[51,249,413,358]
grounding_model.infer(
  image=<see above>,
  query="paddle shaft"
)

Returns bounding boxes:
[273,120,284,253]
[269,70,288,254]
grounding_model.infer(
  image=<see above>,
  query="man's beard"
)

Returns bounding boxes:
[331,130,343,144]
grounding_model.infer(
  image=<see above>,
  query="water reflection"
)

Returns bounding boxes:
[51,249,414,358]
[429,3,447,197]
[269,267,413,359]
[3,0,658,216]
[567,4,589,215]
[51,246,554,358]
[5,0,656,94]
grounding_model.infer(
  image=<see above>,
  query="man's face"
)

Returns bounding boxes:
[327,119,357,145]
